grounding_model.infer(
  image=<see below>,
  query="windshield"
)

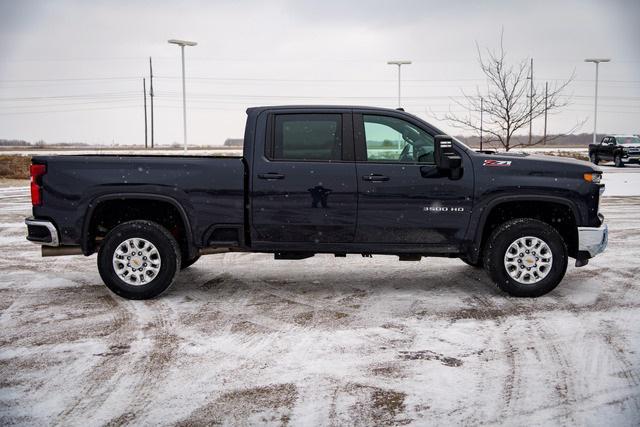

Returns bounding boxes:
[618,136,640,145]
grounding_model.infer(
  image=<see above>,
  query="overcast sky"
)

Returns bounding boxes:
[0,0,638,146]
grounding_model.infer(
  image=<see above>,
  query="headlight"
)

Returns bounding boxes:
[583,172,602,184]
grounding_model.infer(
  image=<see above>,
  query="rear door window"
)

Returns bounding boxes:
[270,114,342,161]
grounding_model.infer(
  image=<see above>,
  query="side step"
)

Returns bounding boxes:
[42,246,83,257]
[398,254,422,261]
[274,252,314,260]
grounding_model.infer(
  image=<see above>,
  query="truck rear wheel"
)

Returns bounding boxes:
[97,220,181,300]
[483,218,567,297]
[589,153,599,165]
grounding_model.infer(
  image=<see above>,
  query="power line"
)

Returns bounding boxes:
[0,77,140,83]
[0,92,139,101]
[2,75,640,84]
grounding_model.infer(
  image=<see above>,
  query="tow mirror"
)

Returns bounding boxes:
[434,135,462,179]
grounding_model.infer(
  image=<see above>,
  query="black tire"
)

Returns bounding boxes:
[180,254,201,270]
[589,152,599,165]
[614,154,624,167]
[97,220,181,300]
[483,218,568,297]
[460,256,483,268]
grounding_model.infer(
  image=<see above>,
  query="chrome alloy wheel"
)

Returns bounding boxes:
[112,238,161,285]
[503,236,553,284]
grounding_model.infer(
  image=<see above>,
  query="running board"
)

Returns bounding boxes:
[42,246,83,257]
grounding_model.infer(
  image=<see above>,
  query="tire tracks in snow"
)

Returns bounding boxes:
[103,300,181,425]
[56,298,179,425]
[55,294,135,424]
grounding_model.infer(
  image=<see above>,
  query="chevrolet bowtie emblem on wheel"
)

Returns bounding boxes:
[483,159,512,167]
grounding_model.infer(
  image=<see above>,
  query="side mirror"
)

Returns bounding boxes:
[434,135,462,169]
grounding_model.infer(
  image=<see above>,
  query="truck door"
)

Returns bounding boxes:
[353,112,474,246]
[600,137,613,160]
[250,111,358,245]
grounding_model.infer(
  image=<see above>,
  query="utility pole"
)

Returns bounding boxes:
[387,60,412,108]
[168,39,198,153]
[584,58,611,144]
[543,82,548,145]
[149,57,155,149]
[480,96,484,151]
[528,58,533,145]
[143,78,148,149]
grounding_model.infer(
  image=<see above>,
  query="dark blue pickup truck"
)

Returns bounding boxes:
[26,106,608,299]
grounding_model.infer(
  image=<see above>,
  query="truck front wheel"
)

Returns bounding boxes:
[483,218,568,297]
[97,220,181,300]
[614,154,624,167]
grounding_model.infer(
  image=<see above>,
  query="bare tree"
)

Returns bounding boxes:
[444,31,578,151]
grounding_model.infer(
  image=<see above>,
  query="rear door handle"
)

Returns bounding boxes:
[362,174,389,182]
[258,172,285,180]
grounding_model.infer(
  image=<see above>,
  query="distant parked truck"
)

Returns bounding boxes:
[589,135,640,167]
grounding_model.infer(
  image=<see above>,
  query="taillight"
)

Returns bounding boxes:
[30,163,46,206]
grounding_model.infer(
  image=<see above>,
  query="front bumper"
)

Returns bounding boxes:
[577,223,608,258]
[25,217,60,246]
[622,152,640,163]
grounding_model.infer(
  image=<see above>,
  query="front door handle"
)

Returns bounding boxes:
[362,174,389,182]
[258,172,285,180]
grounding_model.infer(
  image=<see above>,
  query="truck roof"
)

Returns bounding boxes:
[246,105,411,115]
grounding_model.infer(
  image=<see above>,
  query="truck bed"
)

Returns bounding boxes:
[32,154,246,249]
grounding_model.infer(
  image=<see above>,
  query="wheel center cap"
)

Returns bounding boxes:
[524,256,536,267]
[131,257,143,268]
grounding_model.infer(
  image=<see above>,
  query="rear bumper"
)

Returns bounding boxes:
[577,223,608,258]
[25,217,59,246]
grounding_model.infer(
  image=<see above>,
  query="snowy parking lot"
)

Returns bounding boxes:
[1,167,639,425]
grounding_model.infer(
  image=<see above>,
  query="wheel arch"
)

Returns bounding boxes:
[468,195,580,263]
[82,193,196,258]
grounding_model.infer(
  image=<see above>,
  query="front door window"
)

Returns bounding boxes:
[363,115,435,164]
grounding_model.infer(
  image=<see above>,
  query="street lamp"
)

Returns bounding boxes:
[387,60,411,108]
[168,39,197,152]
[584,58,611,145]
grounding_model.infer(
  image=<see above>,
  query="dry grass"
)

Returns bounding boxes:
[0,156,31,179]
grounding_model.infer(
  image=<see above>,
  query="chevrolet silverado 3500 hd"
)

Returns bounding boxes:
[26,106,608,299]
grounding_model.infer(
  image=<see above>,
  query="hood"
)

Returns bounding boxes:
[476,151,600,175]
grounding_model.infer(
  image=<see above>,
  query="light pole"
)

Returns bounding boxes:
[584,58,610,145]
[387,60,411,108]
[168,39,197,152]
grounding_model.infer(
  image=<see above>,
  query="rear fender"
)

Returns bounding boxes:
[81,193,195,258]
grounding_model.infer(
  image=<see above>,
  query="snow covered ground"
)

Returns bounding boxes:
[1,171,639,425]
[600,165,640,197]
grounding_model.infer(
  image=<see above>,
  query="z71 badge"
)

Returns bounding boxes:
[483,159,512,167]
